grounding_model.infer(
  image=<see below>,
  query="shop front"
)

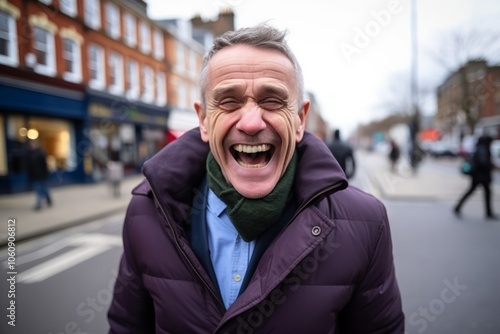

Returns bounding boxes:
[0,80,86,194]
[85,92,169,182]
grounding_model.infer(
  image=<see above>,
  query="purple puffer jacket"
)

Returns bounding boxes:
[108,128,404,333]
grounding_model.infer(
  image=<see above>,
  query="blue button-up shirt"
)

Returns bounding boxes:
[206,189,256,309]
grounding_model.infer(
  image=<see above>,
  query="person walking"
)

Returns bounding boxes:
[454,135,497,220]
[108,24,404,333]
[388,138,400,173]
[327,129,356,179]
[26,140,52,210]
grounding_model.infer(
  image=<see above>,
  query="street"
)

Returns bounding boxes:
[1,152,500,334]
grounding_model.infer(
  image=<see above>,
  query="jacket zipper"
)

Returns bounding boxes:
[215,181,346,331]
[150,189,227,314]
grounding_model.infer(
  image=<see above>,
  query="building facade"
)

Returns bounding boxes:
[0,0,205,193]
[436,60,500,144]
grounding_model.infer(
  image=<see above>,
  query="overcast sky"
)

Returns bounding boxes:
[146,0,500,135]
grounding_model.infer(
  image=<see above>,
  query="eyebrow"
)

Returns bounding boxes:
[212,84,246,101]
[256,84,289,99]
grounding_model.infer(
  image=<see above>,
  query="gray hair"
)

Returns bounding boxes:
[199,24,304,109]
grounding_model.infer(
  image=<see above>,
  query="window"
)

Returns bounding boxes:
[126,59,139,100]
[176,41,185,72]
[88,44,105,89]
[33,27,56,76]
[108,52,123,95]
[142,65,154,103]
[189,49,197,77]
[60,0,77,17]
[124,13,136,47]
[105,2,120,39]
[190,86,198,108]
[156,72,166,106]
[139,21,151,54]
[39,0,52,4]
[85,0,101,30]
[153,29,164,60]
[0,11,18,67]
[62,38,81,82]
[177,81,187,109]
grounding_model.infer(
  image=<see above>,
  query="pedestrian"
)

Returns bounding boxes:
[108,24,404,333]
[107,148,124,198]
[326,129,356,179]
[454,135,497,220]
[388,138,400,173]
[26,140,52,210]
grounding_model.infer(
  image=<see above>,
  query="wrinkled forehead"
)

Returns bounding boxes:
[206,45,296,88]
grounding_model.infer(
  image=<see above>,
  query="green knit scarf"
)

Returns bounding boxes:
[207,151,297,242]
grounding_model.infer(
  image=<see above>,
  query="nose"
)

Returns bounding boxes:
[235,101,266,135]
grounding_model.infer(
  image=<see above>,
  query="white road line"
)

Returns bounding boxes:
[17,244,111,284]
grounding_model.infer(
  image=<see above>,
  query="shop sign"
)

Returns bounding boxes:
[88,103,167,126]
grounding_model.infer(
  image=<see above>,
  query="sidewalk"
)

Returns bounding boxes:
[358,151,500,202]
[0,175,144,246]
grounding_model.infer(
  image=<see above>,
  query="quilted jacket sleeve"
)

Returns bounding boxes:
[108,197,155,333]
[338,201,405,333]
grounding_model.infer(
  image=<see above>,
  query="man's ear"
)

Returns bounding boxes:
[295,100,310,142]
[194,101,209,142]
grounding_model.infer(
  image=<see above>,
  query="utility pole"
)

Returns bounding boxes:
[409,0,422,173]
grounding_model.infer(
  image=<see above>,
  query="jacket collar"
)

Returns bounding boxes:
[140,127,348,224]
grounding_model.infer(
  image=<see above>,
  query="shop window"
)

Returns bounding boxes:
[33,26,56,76]
[60,0,77,17]
[62,38,82,83]
[139,21,151,54]
[105,2,120,39]
[88,43,105,89]
[84,0,101,30]
[108,52,123,95]
[0,10,19,67]
[124,12,136,47]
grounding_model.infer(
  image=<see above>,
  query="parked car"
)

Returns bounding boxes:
[428,141,458,158]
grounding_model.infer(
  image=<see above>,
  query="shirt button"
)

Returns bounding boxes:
[311,226,321,236]
[234,274,242,282]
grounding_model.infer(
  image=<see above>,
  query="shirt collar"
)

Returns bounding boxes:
[207,188,227,217]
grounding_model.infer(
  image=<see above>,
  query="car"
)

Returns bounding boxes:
[428,141,458,158]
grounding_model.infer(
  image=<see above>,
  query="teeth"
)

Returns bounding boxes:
[233,144,271,153]
[238,162,267,168]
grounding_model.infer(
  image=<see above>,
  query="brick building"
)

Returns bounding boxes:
[0,0,205,193]
[436,60,500,143]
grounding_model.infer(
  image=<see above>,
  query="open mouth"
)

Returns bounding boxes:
[231,144,274,168]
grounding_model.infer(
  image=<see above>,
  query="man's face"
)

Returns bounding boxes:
[195,45,309,199]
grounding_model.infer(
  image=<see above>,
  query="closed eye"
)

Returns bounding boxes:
[219,98,242,111]
[259,98,284,111]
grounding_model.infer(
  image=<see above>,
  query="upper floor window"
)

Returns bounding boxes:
[85,0,101,30]
[139,21,151,54]
[176,41,185,72]
[60,0,77,17]
[33,26,56,76]
[0,10,19,67]
[88,44,105,89]
[189,49,197,77]
[62,38,82,83]
[156,72,166,106]
[105,2,120,39]
[142,65,154,103]
[38,0,52,4]
[125,59,139,100]
[177,81,187,109]
[108,52,123,95]
[153,29,164,60]
[124,13,136,47]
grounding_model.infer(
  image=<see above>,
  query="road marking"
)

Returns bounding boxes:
[5,233,122,284]
[17,244,111,284]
